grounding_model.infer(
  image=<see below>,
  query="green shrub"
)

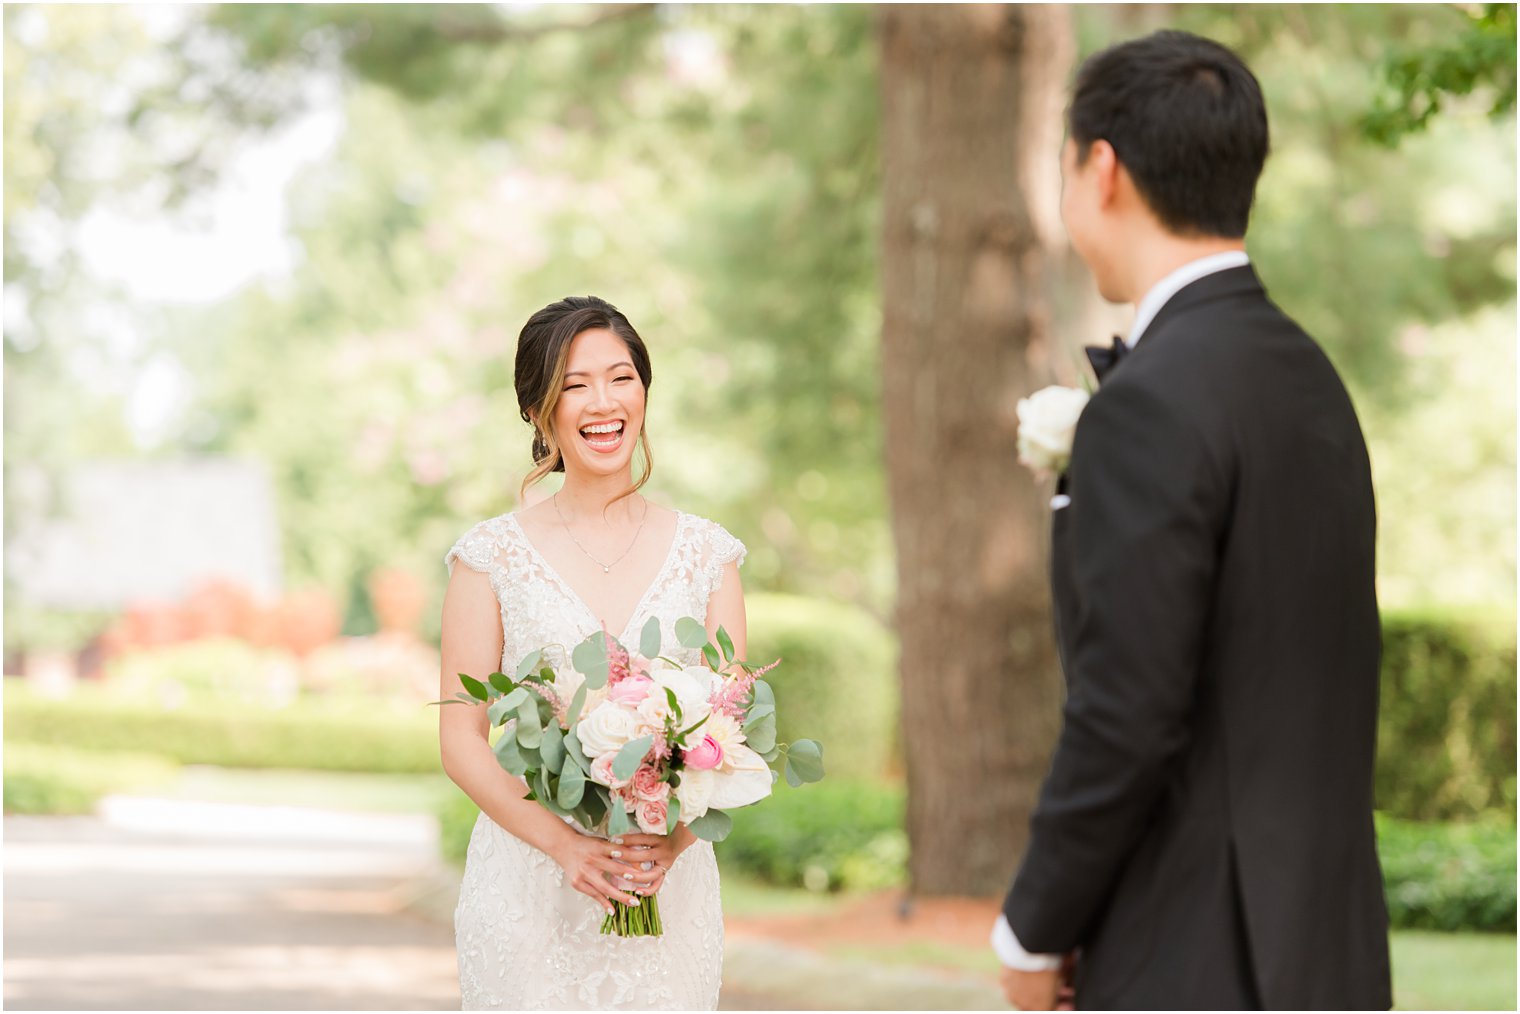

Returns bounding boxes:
[103,638,302,709]
[4,691,439,774]
[4,743,179,814]
[1378,814,1516,933]
[1377,606,1516,821]
[718,779,906,891]
[746,593,898,780]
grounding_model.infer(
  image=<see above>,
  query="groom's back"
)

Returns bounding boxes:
[1118,271,1391,1008]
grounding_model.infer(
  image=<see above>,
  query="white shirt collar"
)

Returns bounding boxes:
[1126,250,1250,348]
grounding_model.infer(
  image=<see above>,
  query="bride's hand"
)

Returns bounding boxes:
[610,826,696,895]
[550,830,662,914]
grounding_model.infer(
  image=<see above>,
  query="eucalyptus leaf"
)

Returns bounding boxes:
[749,680,776,711]
[493,728,528,776]
[665,795,682,835]
[563,724,592,773]
[687,808,733,842]
[515,695,543,749]
[515,650,543,680]
[557,754,586,809]
[488,672,513,695]
[564,683,589,729]
[613,735,654,782]
[458,673,489,702]
[784,762,804,788]
[639,616,662,659]
[675,617,709,649]
[786,738,825,783]
[487,687,531,726]
[744,713,777,755]
[572,633,610,689]
[716,626,734,662]
[540,722,565,774]
[743,702,776,726]
[608,801,634,836]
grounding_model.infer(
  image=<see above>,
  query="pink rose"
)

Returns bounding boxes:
[631,764,670,803]
[635,797,668,835]
[682,734,724,771]
[629,652,653,679]
[607,675,654,707]
[591,752,629,789]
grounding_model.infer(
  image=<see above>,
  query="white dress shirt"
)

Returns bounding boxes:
[993,248,1251,972]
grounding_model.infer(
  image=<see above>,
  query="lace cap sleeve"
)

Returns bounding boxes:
[697,517,746,599]
[444,518,505,577]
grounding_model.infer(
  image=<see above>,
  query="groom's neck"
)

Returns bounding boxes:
[1117,228,1247,306]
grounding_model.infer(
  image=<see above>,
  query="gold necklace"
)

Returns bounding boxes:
[552,493,649,574]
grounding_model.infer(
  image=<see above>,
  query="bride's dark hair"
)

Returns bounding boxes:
[514,295,654,501]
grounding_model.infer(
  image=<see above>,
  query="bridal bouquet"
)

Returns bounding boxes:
[442,616,824,937]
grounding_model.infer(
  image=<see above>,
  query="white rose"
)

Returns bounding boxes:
[576,701,640,757]
[647,665,714,730]
[1016,385,1089,476]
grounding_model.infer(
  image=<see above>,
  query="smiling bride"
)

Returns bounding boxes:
[438,295,745,1010]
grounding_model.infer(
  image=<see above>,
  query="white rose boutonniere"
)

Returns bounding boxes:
[1016,385,1090,477]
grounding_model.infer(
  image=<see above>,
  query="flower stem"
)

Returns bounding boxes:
[600,896,664,937]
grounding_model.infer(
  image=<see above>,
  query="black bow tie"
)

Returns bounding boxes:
[1085,335,1129,383]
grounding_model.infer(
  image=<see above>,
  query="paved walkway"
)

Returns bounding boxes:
[5,796,1005,1011]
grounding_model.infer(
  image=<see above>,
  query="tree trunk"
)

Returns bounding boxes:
[878,3,1075,897]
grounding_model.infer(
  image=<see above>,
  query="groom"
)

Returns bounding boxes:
[995,31,1392,1010]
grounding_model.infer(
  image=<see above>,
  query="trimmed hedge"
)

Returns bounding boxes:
[4,692,439,774]
[1376,607,1516,821]
[4,743,179,814]
[745,593,897,780]
[1378,814,1516,933]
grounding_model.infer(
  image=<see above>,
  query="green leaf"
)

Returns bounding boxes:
[639,616,662,659]
[487,687,531,725]
[680,712,710,739]
[675,617,709,649]
[784,761,804,788]
[572,633,610,689]
[687,808,733,842]
[608,800,634,836]
[702,643,721,671]
[744,712,776,755]
[515,695,543,749]
[749,680,776,712]
[613,735,654,782]
[786,739,825,783]
[664,686,683,722]
[488,672,513,695]
[578,787,608,828]
[563,724,592,773]
[515,650,543,681]
[455,692,476,703]
[458,673,490,702]
[557,753,586,809]
[564,683,589,731]
[493,730,528,776]
[665,795,682,835]
[540,722,565,774]
[716,626,735,662]
[743,702,776,726]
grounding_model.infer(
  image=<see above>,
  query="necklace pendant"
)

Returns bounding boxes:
[603,565,611,574]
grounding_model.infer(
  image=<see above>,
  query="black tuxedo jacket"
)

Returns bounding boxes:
[1003,266,1392,1009]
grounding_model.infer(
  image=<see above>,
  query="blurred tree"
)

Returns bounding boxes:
[1363,2,1517,145]
[879,3,1072,896]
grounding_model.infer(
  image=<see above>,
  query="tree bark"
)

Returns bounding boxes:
[878,3,1075,897]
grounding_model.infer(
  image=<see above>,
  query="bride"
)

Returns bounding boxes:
[439,295,745,1010]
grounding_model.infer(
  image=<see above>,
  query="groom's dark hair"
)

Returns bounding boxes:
[1069,30,1269,238]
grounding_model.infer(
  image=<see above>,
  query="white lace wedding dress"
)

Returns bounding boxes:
[443,509,745,1010]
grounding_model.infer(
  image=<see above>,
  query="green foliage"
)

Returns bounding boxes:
[746,592,897,780]
[439,789,480,864]
[5,692,439,773]
[1364,3,1518,144]
[1376,606,1517,821]
[718,779,905,892]
[1378,814,1516,933]
[102,637,301,709]
[3,742,178,814]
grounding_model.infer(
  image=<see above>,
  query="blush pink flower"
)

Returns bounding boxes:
[682,734,725,771]
[631,764,670,803]
[590,752,630,789]
[607,675,654,707]
[635,797,668,835]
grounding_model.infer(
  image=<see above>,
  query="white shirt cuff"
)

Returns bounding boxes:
[990,913,1064,971]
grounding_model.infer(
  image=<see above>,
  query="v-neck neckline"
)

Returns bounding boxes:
[507,510,687,645]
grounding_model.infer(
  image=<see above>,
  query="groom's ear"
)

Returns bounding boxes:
[1084,139,1122,210]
